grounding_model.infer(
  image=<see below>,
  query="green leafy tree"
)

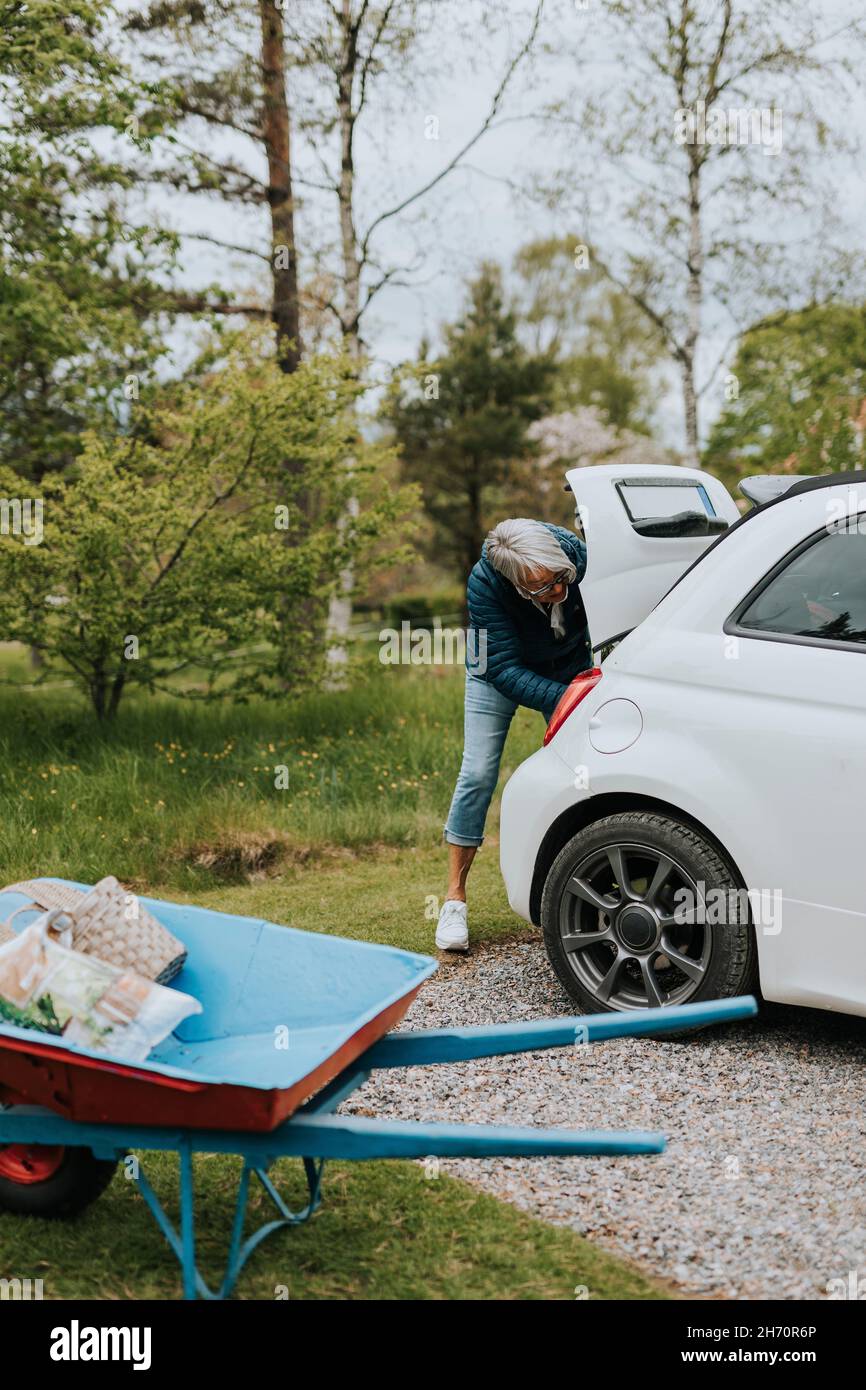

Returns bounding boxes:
[128,1,545,657]
[513,237,665,431]
[703,304,866,486]
[385,263,555,590]
[0,337,414,719]
[0,0,176,478]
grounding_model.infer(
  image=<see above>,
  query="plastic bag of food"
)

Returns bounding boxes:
[0,909,201,1062]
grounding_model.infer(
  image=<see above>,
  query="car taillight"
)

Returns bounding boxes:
[543,667,603,746]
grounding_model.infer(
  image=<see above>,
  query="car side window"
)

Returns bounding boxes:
[738,526,866,645]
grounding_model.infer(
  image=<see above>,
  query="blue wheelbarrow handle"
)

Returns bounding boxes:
[282,1113,667,1158]
[360,995,758,1068]
[0,1108,665,1159]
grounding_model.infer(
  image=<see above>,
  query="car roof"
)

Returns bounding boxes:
[782,469,866,499]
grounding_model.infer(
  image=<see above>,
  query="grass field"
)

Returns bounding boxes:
[0,649,669,1301]
[2,1157,667,1301]
[0,657,540,896]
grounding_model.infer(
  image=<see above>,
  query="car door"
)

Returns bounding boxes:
[566,463,741,648]
[720,510,866,1012]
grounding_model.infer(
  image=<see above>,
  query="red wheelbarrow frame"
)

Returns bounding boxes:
[0,987,423,1131]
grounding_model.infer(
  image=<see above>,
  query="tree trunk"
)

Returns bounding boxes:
[336,3,362,359]
[682,156,703,465]
[325,0,363,679]
[89,667,126,721]
[107,671,126,720]
[89,664,107,720]
[681,354,699,466]
[258,0,301,373]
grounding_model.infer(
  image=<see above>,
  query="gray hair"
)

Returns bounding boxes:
[486,518,576,592]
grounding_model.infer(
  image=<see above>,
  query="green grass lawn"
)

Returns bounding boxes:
[168,844,531,955]
[0,657,541,894]
[2,1156,667,1301]
[0,650,669,1300]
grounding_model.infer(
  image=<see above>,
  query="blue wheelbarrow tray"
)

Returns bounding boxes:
[0,881,758,1299]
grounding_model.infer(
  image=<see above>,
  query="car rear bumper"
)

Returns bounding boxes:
[499,745,588,922]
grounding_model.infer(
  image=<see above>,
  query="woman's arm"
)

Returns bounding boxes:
[468,577,568,719]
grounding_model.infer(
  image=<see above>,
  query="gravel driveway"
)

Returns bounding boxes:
[344,937,866,1299]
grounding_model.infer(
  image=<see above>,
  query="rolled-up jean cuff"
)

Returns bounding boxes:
[443,827,484,848]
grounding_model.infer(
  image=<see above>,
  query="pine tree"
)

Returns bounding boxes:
[386,263,555,590]
[127,0,302,370]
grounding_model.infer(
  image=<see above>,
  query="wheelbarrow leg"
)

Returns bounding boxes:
[178,1150,325,1299]
[179,1146,199,1301]
[132,1144,256,1300]
[179,1147,272,1299]
[125,1140,328,1299]
[132,1147,214,1300]
[221,1162,257,1299]
[254,1156,325,1220]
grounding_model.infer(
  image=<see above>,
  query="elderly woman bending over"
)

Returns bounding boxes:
[436,517,593,952]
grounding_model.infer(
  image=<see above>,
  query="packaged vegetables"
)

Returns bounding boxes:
[0,910,200,1062]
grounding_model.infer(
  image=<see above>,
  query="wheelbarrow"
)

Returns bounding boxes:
[0,881,757,1299]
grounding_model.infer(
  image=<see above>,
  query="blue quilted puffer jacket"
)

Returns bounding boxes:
[466,523,593,719]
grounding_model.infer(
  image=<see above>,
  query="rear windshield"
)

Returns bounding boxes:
[616,478,727,539]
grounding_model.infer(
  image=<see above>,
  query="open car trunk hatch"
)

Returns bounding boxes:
[565,463,740,647]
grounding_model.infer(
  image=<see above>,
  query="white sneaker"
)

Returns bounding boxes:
[435,899,469,952]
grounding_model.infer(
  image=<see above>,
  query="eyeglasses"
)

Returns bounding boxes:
[521,571,569,599]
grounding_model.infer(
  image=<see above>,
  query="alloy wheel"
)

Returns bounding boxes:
[557,840,711,1011]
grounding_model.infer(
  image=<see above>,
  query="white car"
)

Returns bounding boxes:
[500,463,866,1017]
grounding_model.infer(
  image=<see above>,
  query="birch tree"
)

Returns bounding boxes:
[281,0,545,355]
[279,0,546,656]
[127,1,546,657]
[543,0,866,462]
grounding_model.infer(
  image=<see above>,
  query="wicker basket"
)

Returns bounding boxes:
[0,877,187,985]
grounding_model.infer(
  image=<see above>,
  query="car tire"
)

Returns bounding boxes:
[0,1127,118,1219]
[541,811,758,1016]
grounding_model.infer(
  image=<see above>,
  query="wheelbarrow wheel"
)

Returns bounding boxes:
[0,1134,117,1219]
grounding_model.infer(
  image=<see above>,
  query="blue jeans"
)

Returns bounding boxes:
[444,673,542,847]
